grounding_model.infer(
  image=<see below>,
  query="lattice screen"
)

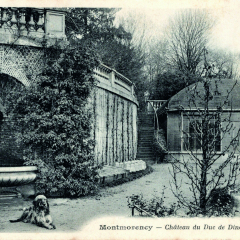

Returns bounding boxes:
[0,44,44,86]
[0,44,44,166]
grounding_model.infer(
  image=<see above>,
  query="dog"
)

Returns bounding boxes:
[10,195,56,230]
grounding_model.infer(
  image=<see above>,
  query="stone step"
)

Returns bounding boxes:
[138,159,155,162]
[139,137,154,139]
[139,129,154,131]
[139,136,154,138]
[139,142,153,144]
[137,152,154,155]
[139,137,153,139]
[139,123,153,125]
[139,138,153,140]
[138,146,153,149]
[138,149,153,152]
[137,152,153,155]
[144,161,155,165]
[138,150,153,156]
[139,128,154,131]
[137,154,154,158]
[137,112,155,165]
[139,133,154,136]
[139,136,153,138]
[138,146,153,148]
[139,134,154,136]
[137,159,155,164]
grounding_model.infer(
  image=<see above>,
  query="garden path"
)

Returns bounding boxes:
[0,164,178,233]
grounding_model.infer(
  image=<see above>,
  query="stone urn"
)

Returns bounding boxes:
[0,166,37,187]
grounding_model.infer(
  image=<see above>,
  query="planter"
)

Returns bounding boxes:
[0,166,37,187]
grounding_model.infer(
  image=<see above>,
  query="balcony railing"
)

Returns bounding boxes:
[0,8,45,32]
[147,100,167,113]
[93,64,137,104]
[0,8,66,43]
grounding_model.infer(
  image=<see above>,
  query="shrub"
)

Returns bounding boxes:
[10,42,101,197]
[152,129,167,163]
[207,187,235,216]
[127,187,179,217]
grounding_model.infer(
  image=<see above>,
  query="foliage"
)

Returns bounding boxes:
[166,9,214,75]
[207,187,235,217]
[199,49,238,79]
[150,70,202,100]
[65,8,120,42]
[127,187,179,217]
[9,42,101,197]
[65,8,141,77]
[0,74,25,166]
[66,8,146,110]
[152,129,167,163]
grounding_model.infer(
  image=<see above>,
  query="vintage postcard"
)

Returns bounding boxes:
[1,0,240,239]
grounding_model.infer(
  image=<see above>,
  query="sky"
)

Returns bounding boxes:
[210,6,240,52]
[1,0,240,53]
[116,4,240,54]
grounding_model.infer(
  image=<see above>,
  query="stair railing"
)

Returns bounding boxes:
[147,101,159,131]
[147,101,167,163]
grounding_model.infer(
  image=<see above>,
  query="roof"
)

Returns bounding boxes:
[168,78,240,111]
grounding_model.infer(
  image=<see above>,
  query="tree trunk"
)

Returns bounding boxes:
[200,160,207,214]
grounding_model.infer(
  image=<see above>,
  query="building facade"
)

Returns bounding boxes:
[161,78,240,161]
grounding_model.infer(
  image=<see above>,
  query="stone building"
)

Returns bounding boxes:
[157,78,240,161]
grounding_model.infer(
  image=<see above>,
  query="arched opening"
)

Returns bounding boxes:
[0,110,3,123]
[0,74,24,167]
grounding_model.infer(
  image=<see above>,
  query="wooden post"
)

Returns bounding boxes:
[131,207,134,216]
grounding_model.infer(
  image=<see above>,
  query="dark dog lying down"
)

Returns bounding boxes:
[10,195,56,230]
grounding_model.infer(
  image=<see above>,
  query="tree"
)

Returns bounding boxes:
[65,8,118,42]
[199,49,239,79]
[9,42,100,197]
[65,8,137,74]
[66,8,146,109]
[170,62,240,215]
[144,38,169,84]
[166,9,214,75]
[149,70,202,100]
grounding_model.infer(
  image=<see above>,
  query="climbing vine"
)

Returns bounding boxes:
[11,42,101,197]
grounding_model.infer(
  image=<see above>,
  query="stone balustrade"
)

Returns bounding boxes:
[147,100,167,113]
[0,8,66,45]
[0,8,45,33]
[94,64,137,105]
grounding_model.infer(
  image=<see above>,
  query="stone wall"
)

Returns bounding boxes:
[0,45,139,167]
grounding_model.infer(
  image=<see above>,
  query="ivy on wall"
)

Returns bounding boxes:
[9,42,101,197]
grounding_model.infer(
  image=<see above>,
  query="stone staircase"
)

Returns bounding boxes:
[137,113,155,165]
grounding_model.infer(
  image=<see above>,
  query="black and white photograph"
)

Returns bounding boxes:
[1,0,240,239]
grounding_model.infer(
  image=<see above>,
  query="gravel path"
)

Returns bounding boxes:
[0,164,177,233]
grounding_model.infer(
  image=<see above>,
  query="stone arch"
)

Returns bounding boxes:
[0,45,44,87]
[0,46,31,86]
[0,103,4,121]
[0,73,24,167]
[0,45,43,167]
[1,68,29,87]
[0,73,24,107]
